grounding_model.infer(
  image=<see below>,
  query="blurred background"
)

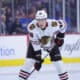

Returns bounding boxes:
[0,0,80,35]
[0,0,80,80]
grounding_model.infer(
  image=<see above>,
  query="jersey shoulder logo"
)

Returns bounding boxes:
[29,24,35,30]
[51,21,58,27]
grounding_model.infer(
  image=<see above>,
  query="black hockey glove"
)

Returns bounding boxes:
[54,38,64,47]
[34,59,44,71]
[34,50,44,71]
[54,32,65,47]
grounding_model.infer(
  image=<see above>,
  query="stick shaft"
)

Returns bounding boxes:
[27,53,48,79]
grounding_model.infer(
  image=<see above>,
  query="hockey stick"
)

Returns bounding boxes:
[27,53,49,79]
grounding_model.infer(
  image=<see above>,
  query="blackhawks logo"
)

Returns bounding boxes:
[51,21,57,27]
[29,24,35,30]
[39,36,50,45]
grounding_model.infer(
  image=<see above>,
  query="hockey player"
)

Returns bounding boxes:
[19,10,69,80]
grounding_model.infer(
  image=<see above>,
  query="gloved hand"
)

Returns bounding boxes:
[54,38,64,47]
[34,59,44,71]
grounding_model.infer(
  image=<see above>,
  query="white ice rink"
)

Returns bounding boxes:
[0,63,80,80]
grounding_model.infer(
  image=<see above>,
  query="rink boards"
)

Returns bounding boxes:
[0,34,80,66]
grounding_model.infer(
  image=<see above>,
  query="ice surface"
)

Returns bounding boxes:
[0,63,80,80]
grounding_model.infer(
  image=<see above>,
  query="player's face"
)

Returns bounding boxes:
[37,19,46,29]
